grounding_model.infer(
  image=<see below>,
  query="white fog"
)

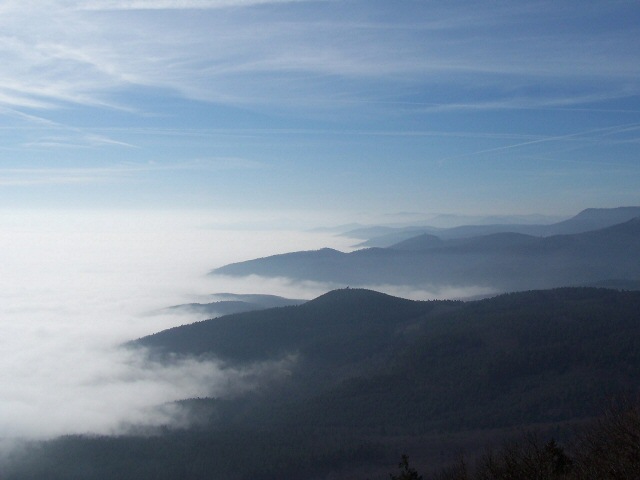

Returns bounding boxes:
[0,210,350,439]
[0,209,488,440]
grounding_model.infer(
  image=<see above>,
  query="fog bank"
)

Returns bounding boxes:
[0,209,352,439]
[0,208,491,441]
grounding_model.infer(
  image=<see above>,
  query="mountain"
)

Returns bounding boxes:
[353,206,640,247]
[425,212,566,228]
[439,206,640,239]
[9,287,640,480]
[551,206,640,234]
[136,288,640,427]
[212,217,640,292]
[386,233,444,251]
[213,247,350,285]
[208,292,307,307]
[352,228,440,247]
[136,289,439,370]
[165,293,305,317]
[341,225,429,240]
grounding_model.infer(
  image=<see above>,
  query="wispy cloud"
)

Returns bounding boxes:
[0,158,264,187]
[0,167,135,187]
[0,0,637,113]
[437,122,640,163]
[0,106,138,150]
[0,0,637,214]
[413,91,640,114]
[23,135,137,149]
[80,0,309,10]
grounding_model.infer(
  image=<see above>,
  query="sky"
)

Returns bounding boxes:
[1,0,639,220]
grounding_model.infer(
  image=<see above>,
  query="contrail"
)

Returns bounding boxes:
[438,122,640,162]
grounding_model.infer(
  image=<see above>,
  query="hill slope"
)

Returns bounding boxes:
[140,287,640,431]
[136,289,441,376]
[7,287,640,480]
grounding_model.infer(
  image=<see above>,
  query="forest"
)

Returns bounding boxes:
[3,287,640,479]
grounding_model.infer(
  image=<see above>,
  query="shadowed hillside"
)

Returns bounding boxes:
[6,287,640,480]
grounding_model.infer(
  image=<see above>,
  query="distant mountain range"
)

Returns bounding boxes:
[350,206,640,247]
[212,209,640,293]
[11,287,640,479]
[340,213,568,240]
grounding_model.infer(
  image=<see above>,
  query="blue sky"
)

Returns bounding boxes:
[1,0,639,221]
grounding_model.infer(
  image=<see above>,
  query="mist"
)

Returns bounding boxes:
[0,208,495,443]
[0,209,353,440]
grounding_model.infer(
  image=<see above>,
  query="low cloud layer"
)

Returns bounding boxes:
[0,208,491,443]
[0,210,347,440]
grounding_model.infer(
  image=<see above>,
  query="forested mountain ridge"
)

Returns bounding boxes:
[137,287,640,433]
[10,288,638,479]
[135,289,445,369]
[212,217,640,292]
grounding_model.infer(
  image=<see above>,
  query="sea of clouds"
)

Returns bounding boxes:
[0,209,347,439]
[0,209,490,441]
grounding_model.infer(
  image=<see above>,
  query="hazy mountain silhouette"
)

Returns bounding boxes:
[165,293,305,317]
[554,206,640,233]
[386,233,444,251]
[353,206,640,247]
[344,225,436,241]
[212,216,640,292]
